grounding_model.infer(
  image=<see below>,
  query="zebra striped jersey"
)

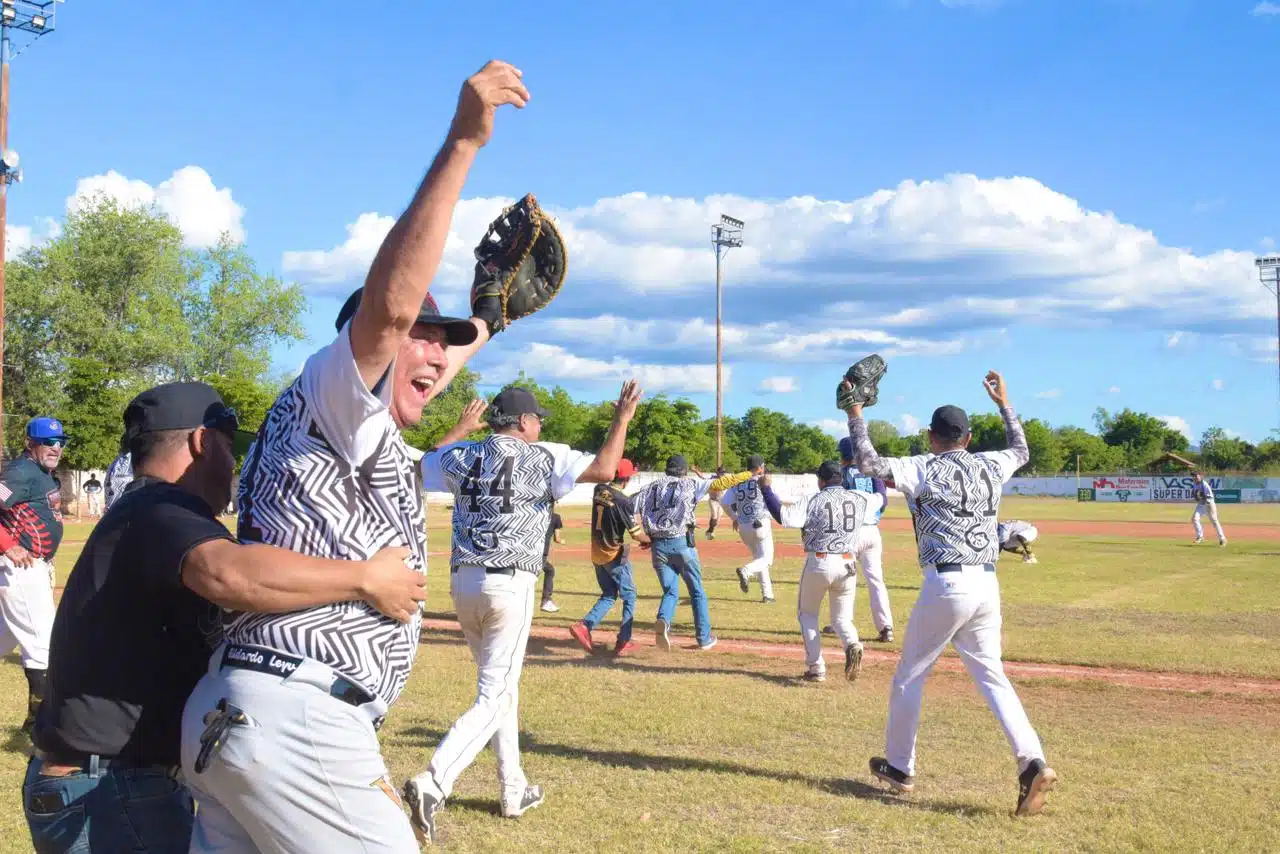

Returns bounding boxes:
[720,479,767,525]
[421,435,592,575]
[104,452,134,510]
[226,325,428,708]
[776,486,880,554]
[632,475,712,540]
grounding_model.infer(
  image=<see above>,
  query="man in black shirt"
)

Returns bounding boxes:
[24,382,427,854]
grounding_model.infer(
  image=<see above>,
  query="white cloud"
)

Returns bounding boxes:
[1165,331,1185,348]
[1034,388,1063,399]
[68,166,245,248]
[811,419,848,439]
[5,217,61,256]
[1223,334,1279,362]
[1211,378,1225,391]
[759,376,797,394]
[485,342,723,394]
[1252,1,1280,15]
[1108,386,1121,394]
[1158,415,1192,441]
[281,212,394,290]
[899,413,922,434]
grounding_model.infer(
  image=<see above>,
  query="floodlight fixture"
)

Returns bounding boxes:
[710,213,747,466]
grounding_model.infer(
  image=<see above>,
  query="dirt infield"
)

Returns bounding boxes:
[420,618,1280,697]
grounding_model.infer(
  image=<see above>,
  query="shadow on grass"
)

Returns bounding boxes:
[2,727,32,756]
[525,654,802,687]
[399,726,999,819]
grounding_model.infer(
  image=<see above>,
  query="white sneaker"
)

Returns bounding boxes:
[403,774,444,845]
[540,601,559,613]
[501,784,545,818]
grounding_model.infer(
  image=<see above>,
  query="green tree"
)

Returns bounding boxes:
[1094,407,1187,467]
[59,358,141,471]
[1055,426,1126,473]
[1022,418,1065,475]
[1198,427,1251,472]
[778,422,837,473]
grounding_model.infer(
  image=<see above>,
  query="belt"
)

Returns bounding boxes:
[815,552,854,560]
[450,566,517,576]
[220,644,376,710]
[30,748,178,778]
[933,562,996,573]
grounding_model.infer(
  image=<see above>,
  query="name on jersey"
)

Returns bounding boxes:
[225,646,299,676]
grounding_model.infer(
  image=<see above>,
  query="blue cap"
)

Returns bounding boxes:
[27,417,67,441]
[838,437,854,460]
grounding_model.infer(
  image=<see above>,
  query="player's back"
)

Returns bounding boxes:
[635,475,700,539]
[799,487,869,555]
[911,450,1005,566]
[591,483,633,565]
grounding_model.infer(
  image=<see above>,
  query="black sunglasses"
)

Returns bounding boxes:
[37,437,68,448]
[203,407,257,456]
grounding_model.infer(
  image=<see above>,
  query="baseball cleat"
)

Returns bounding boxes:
[803,666,826,682]
[569,622,594,654]
[822,624,835,635]
[736,567,749,593]
[698,635,719,651]
[876,627,894,643]
[1219,539,1227,547]
[1023,554,1038,564]
[762,595,775,604]
[501,784,545,818]
[540,600,559,613]
[844,642,864,682]
[655,619,672,652]
[403,775,443,845]
[1194,537,1203,544]
[1015,759,1058,816]
[613,639,638,657]
[869,757,915,793]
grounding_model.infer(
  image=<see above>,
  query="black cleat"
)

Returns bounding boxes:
[869,757,915,793]
[876,627,894,643]
[1015,759,1058,816]
[736,567,749,593]
[403,776,443,845]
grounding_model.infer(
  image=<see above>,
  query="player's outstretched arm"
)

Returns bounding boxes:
[434,399,488,448]
[983,370,1029,469]
[351,60,528,389]
[839,385,894,480]
[578,380,643,483]
[182,542,426,624]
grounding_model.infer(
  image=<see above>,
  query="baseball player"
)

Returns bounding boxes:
[843,370,1058,817]
[705,465,726,540]
[539,504,564,612]
[82,474,103,518]
[1190,472,1227,546]
[839,437,894,642]
[103,443,133,511]
[631,457,754,651]
[998,519,1039,563]
[0,417,67,734]
[405,380,641,842]
[570,458,650,656]
[759,462,883,682]
[177,60,529,853]
[720,455,776,603]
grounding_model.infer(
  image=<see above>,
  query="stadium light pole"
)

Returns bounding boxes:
[0,0,61,455]
[1258,254,1280,429]
[711,214,744,468]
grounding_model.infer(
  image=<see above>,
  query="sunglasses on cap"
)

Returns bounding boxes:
[202,407,257,456]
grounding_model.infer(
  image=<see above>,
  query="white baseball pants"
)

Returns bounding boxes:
[797,553,859,674]
[853,525,893,632]
[0,555,56,670]
[421,566,535,805]
[181,647,416,853]
[1192,504,1225,542]
[738,522,775,599]
[885,566,1044,776]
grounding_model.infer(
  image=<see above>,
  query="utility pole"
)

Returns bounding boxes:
[0,0,61,455]
[1258,255,1280,431]
[711,214,743,468]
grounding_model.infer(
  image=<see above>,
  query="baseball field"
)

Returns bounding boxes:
[2,496,1277,853]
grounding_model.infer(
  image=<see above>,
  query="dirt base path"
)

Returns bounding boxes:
[420,618,1280,697]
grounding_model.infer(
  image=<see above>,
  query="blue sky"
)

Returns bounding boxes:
[6,0,1279,443]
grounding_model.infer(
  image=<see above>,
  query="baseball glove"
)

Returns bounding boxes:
[836,354,887,410]
[470,193,567,336]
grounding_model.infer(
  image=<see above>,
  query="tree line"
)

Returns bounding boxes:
[6,198,1277,476]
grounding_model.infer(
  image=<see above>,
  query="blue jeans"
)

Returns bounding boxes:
[583,555,637,644]
[651,536,712,645]
[23,755,194,854]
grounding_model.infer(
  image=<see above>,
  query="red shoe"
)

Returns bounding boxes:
[569,622,594,654]
[613,640,638,657]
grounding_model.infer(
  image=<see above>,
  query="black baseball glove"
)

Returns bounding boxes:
[471,193,567,336]
[836,354,887,410]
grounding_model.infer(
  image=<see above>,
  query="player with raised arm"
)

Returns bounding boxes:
[405,380,641,843]
[758,462,883,682]
[838,437,895,642]
[839,360,1058,817]
[178,61,534,854]
[632,458,754,651]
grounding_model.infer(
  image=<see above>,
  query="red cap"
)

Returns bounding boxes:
[615,459,636,479]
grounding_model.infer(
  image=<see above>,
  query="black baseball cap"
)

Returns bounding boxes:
[489,386,550,420]
[124,382,257,456]
[930,405,970,441]
[746,454,766,471]
[334,287,478,347]
[817,460,843,482]
[665,454,689,476]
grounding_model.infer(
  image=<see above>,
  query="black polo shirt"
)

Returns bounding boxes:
[33,477,233,767]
